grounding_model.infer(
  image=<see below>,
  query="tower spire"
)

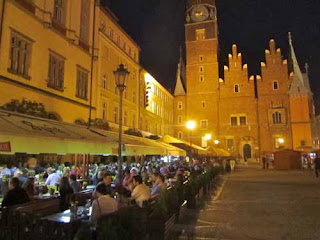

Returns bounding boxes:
[288,32,308,94]
[174,46,186,96]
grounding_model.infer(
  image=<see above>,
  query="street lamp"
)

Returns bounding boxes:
[114,64,130,184]
[186,121,196,159]
[205,134,212,141]
[214,139,220,145]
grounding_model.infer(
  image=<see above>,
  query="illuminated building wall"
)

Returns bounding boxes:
[0,0,96,123]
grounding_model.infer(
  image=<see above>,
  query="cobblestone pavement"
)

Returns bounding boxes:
[175,164,320,240]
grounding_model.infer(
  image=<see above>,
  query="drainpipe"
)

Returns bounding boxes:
[88,0,98,128]
[0,0,6,44]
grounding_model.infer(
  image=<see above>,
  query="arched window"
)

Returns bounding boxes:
[272,112,282,124]
[178,131,183,140]
[273,81,279,90]
[234,84,239,93]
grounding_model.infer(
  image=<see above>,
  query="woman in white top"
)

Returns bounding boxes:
[90,183,118,223]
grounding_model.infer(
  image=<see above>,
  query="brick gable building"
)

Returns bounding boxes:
[173,0,315,160]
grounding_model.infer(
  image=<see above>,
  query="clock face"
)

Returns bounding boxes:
[191,5,209,22]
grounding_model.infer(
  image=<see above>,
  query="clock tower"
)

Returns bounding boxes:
[185,0,219,146]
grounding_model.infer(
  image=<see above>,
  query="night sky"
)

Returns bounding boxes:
[106,0,320,110]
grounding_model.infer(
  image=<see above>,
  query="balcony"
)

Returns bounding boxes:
[15,0,35,14]
[52,20,66,36]
[79,39,90,52]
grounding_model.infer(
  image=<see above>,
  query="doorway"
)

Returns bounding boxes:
[243,144,252,159]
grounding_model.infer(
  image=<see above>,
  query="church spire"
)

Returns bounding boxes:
[288,32,308,94]
[174,46,186,96]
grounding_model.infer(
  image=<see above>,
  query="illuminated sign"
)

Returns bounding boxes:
[0,142,11,152]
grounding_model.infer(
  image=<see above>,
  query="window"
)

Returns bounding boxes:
[231,117,237,126]
[108,28,113,39]
[128,47,131,56]
[132,91,136,103]
[133,52,137,60]
[48,52,64,90]
[102,102,107,120]
[239,116,247,126]
[199,75,204,82]
[178,116,182,124]
[199,66,204,73]
[272,112,282,124]
[8,31,32,78]
[300,140,306,147]
[116,35,120,45]
[227,139,234,151]
[53,0,65,24]
[202,101,206,108]
[178,101,183,110]
[123,42,126,51]
[80,0,90,44]
[200,120,208,129]
[234,84,239,93]
[114,107,118,123]
[124,111,127,126]
[178,131,183,140]
[76,67,88,99]
[199,55,203,62]
[102,74,107,89]
[273,81,279,90]
[196,29,205,41]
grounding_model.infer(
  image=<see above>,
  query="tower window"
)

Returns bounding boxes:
[202,101,206,108]
[234,84,240,93]
[199,55,203,62]
[199,66,204,73]
[230,117,237,126]
[273,81,279,90]
[178,116,182,124]
[239,116,247,126]
[199,75,204,82]
[196,29,205,41]
[272,112,282,124]
[178,101,183,110]
[200,120,208,129]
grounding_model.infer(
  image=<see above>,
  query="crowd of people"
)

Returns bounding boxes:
[0,158,211,223]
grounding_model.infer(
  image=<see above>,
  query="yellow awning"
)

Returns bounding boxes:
[206,146,230,157]
[0,110,117,155]
[161,135,207,154]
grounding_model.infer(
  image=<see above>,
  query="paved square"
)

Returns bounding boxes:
[178,164,320,240]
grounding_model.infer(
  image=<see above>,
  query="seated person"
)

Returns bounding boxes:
[2,177,30,207]
[151,173,166,196]
[92,171,113,198]
[69,174,82,193]
[91,183,118,223]
[131,175,151,207]
[22,177,37,200]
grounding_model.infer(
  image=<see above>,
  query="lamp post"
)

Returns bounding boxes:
[186,121,196,160]
[114,64,130,184]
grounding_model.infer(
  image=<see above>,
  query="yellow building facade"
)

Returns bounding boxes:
[0,1,175,138]
[0,0,96,123]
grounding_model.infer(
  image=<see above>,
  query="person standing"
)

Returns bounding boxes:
[314,153,320,178]
[59,177,74,211]
[265,156,269,169]
[262,156,266,169]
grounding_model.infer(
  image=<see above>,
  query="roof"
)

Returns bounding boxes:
[288,32,310,95]
[174,48,186,96]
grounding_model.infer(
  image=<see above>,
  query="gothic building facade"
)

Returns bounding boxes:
[173,0,315,159]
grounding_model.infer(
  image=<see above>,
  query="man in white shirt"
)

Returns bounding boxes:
[45,169,61,187]
[131,175,151,207]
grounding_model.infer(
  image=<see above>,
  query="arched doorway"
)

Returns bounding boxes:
[243,144,252,159]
